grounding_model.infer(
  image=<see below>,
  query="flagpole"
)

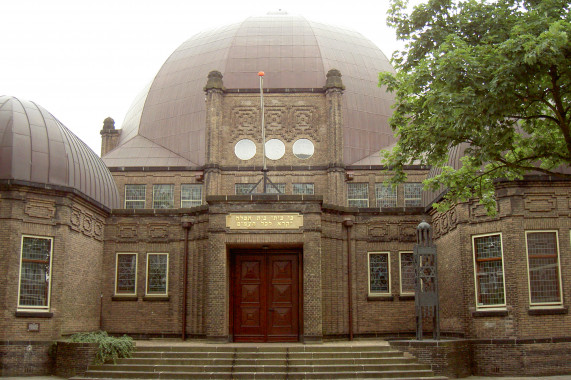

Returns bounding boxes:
[259,71,267,192]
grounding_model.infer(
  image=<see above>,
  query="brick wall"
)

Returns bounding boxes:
[54,341,98,378]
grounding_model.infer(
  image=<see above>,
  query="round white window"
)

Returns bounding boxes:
[293,138,314,159]
[234,139,256,160]
[265,139,285,160]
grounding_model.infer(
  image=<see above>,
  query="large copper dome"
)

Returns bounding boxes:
[0,96,120,209]
[104,12,395,166]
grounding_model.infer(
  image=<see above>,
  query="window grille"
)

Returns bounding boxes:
[265,183,286,194]
[116,253,137,295]
[348,183,369,208]
[18,236,52,309]
[473,234,505,307]
[293,183,315,195]
[125,184,146,209]
[146,253,168,295]
[376,184,397,207]
[181,184,202,208]
[404,183,422,207]
[400,252,415,294]
[368,252,390,294]
[526,231,561,304]
[152,184,174,208]
[235,183,257,194]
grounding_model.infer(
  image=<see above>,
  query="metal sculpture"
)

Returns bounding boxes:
[414,221,440,340]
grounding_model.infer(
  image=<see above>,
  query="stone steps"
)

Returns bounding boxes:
[72,343,448,380]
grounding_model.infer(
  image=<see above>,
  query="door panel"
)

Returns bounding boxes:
[232,252,299,342]
[267,255,298,341]
[233,255,266,341]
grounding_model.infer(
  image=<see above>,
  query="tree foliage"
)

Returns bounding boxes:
[379,0,570,214]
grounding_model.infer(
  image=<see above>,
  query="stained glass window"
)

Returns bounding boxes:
[265,183,285,194]
[18,236,52,309]
[116,253,137,295]
[125,184,146,209]
[400,252,415,294]
[153,184,174,208]
[473,234,505,307]
[404,183,422,207]
[369,252,390,294]
[293,183,314,195]
[235,183,257,194]
[526,231,561,305]
[348,183,369,208]
[181,184,202,208]
[376,184,397,207]
[147,254,168,295]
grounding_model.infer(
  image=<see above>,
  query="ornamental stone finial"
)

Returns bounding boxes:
[204,70,224,91]
[102,117,115,130]
[325,69,345,90]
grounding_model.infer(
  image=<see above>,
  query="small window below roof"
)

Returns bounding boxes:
[153,184,174,209]
[125,184,146,209]
[293,183,314,195]
[404,183,422,207]
[348,183,369,208]
[375,184,397,208]
[181,184,202,208]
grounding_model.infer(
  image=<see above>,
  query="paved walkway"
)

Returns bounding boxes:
[3,376,571,379]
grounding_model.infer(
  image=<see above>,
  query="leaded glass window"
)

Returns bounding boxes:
[235,183,257,194]
[473,234,505,307]
[181,184,202,208]
[153,184,174,208]
[293,183,314,195]
[265,183,285,194]
[125,184,146,209]
[376,184,397,207]
[146,253,168,295]
[400,252,415,294]
[116,253,137,295]
[348,183,369,208]
[368,252,390,294]
[526,231,561,305]
[404,183,422,207]
[18,236,53,309]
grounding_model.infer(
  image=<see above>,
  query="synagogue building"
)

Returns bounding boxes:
[1,12,570,377]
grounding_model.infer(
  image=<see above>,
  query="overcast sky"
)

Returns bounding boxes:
[1,0,420,156]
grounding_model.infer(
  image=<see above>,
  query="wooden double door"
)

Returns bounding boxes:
[232,251,300,342]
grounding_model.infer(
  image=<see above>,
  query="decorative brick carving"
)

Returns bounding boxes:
[148,224,169,240]
[231,107,260,142]
[69,206,104,241]
[441,212,449,234]
[398,222,418,242]
[449,206,458,226]
[292,106,320,142]
[524,194,556,213]
[265,107,287,137]
[470,203,489,219]
[368,223,389,241]
[24,199,55,219]
[118,224,138,239]
[433,217,441,238]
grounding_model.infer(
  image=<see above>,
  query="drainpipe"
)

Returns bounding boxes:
[343,218,354,341]
[181,220,194,341]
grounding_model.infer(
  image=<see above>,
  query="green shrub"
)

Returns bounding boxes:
[66,331,134,364]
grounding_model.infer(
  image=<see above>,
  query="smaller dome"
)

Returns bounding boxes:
[0,96,120,210]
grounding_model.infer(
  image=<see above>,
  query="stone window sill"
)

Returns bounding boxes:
[528,306,568,315]
[112,295,138,301]
[367,294,394,302]
[15,311,53,318]
[472,308,508,317]
[398,294,415,301]
[143,295,170,302]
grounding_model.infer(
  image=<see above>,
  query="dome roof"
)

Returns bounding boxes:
[106,13,395,166]
[0,96,120,210]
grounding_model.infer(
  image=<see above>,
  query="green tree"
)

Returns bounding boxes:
[379,0,570,214]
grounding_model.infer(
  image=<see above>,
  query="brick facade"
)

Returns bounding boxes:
[1,72,570,377]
